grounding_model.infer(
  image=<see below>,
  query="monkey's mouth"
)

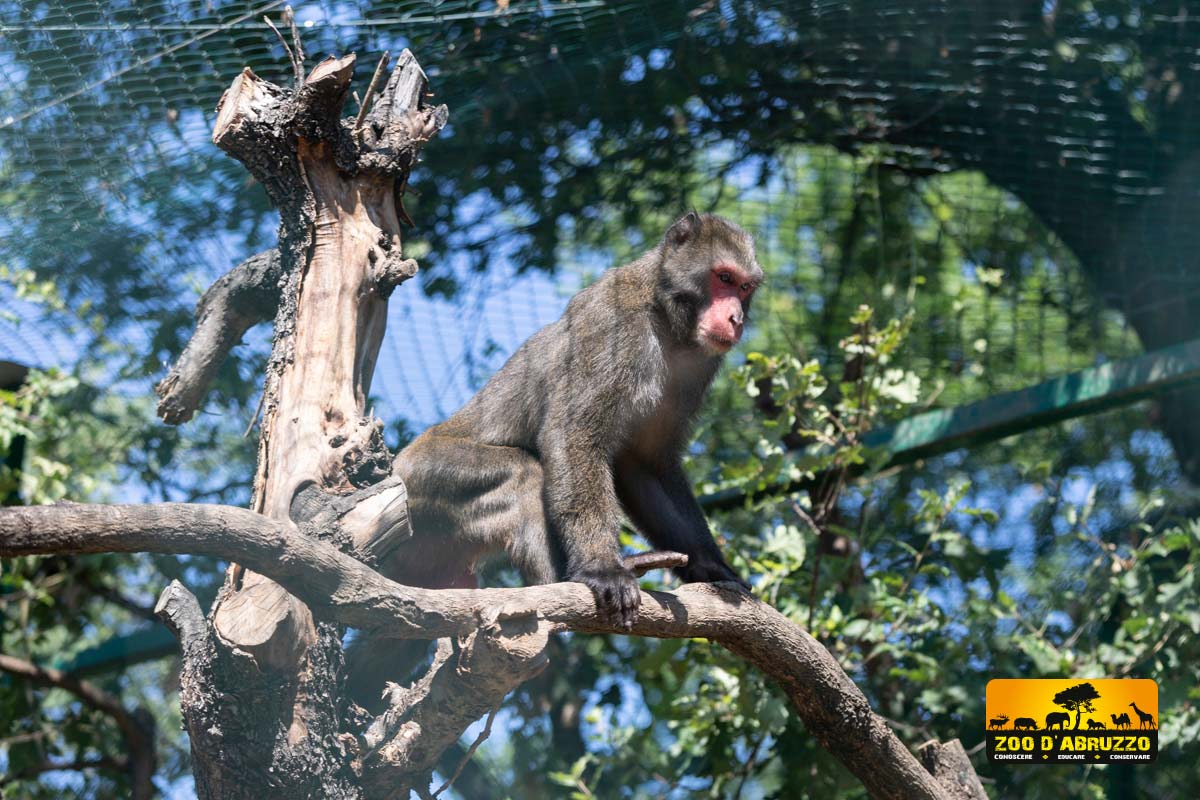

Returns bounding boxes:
[700,330,738,352]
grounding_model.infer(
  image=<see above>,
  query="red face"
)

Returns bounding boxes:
[698,262,757,355]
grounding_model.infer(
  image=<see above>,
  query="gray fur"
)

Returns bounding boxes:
[349,214,760,707]
[385,213,761,624]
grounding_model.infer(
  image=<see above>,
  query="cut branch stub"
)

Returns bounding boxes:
[358,49,451,175]
[294,55,357,139]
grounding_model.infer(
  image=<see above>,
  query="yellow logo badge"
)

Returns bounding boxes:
[985,679,1157,764]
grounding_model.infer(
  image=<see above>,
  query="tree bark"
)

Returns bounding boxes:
[919,739,988,800]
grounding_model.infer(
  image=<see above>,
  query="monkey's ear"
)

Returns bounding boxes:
[665,211,701,248]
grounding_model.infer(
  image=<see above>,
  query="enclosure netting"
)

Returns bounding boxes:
[1,0,1197,434]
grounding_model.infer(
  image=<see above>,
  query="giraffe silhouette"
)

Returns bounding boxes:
[1129,702,1155,729]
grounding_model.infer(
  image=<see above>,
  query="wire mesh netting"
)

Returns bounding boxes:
[1,0,1197,438]
[7,4,1200,798]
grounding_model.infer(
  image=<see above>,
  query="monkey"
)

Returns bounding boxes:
[348,212,761,704]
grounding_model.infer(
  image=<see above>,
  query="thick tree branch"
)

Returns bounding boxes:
[156,248,282,424]
[358,609,550,796]
[0,651,156,800]
[0,502,964,799]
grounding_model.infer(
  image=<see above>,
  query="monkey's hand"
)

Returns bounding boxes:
[679,557,751,592]
[572,565,641,630]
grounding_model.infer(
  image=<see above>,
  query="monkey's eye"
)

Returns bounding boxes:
[740,282,752,292]
[718,272,733,284]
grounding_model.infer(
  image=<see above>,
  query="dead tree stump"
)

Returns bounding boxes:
[154,44,445,798]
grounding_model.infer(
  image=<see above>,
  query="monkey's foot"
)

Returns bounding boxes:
[573,566,641,630]
[680,558,751,591]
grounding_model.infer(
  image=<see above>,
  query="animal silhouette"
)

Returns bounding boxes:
[1086,719,1104,730]
[989,714,1010,729]
[1046,711,1071,729]
[1013,717,1037,730]
[1129,702,1155,729]
[1110,713,1131,730]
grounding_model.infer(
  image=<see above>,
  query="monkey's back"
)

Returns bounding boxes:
[422,256,666,453]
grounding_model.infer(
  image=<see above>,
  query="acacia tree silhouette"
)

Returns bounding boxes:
[1053,683,1102,731]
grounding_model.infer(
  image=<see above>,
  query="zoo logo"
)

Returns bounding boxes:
[985,678,1157,764]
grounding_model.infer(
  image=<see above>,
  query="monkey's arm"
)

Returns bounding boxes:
[539,434,642,629]
[615,458,746,587]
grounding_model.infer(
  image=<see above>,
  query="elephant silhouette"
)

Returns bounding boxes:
[1046,711,1071,729]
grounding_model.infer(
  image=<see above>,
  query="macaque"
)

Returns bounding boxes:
[349,213,760,704]
[385,212,760,620]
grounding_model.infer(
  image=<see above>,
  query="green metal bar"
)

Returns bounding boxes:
[702,337,1200,511]
[51,625,177,677]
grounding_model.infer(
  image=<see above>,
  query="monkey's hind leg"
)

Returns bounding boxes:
[392,434,558,586]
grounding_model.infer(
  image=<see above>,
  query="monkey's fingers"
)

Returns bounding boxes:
[616,581,641,631]
[622,551,688,577]
[574,566,641,631]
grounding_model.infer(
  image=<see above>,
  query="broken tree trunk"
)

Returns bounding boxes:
[152,43,444,797]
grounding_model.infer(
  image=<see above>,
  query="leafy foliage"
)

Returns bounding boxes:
[0,272,229,798]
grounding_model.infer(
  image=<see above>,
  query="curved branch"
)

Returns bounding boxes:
[0,502,962,799]
[0,652,156,800]
[155,248,282,424]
